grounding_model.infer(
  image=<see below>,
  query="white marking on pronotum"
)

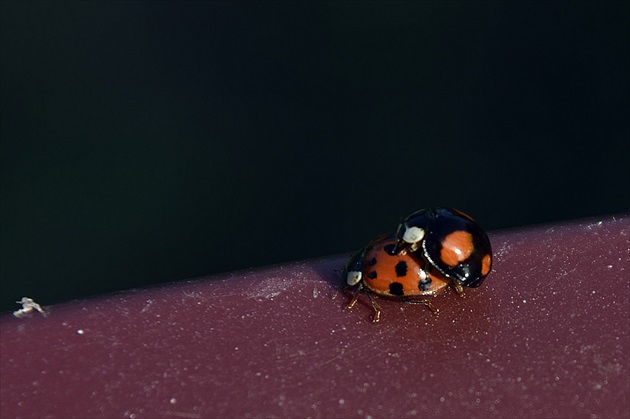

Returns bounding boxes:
[402,226,425,244]
[13,297,47,318]
[346,271,362,286]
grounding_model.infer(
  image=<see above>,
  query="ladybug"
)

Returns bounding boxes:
[394,207,492,288]
[343,233,454,323]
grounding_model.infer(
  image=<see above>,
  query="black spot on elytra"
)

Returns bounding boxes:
[383,243,396,255]
[395,261,408,277]
[389,282,404,296]
[419,277,432,291]
[368,257,377,266]
[367,271,377,279]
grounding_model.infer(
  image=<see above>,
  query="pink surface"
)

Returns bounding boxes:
[1,215,629,418]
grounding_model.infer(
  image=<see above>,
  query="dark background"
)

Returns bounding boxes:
[1,1,628,313]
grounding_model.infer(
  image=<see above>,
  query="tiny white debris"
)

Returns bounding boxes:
[77,329,84,335]
[140,299,154,313]
[13,297,47,318]
[170,398,177,404]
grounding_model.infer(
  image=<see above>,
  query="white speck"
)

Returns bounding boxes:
[77,329,84,335]
[170,398,177,404]
[522,299,527,304]
[339,399,345,406]
[313,288,319,298]
[13,297,47,318]
[234,347,239,351]
[140,299,154,313]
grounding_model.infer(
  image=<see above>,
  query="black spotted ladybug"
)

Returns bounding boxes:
[342,234,451,323]
[394,207,492,288]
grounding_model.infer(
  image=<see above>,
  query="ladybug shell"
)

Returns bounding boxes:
[396,208,492,288]
[362,234,450,298]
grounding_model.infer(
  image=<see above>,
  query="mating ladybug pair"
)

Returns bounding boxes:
[342,208,492,323]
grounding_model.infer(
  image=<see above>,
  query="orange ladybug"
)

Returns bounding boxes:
[343,234,455,323]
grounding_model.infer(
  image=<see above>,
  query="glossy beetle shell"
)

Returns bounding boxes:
[344,234,450,297]
[395,208,492,287]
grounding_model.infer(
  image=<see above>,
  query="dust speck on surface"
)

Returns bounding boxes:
[13,297,47,318]
[245,269,311,300]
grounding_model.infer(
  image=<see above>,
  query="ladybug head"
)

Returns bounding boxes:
[342,250,364,289]
[394,210,432,255]
[394,224,425,255]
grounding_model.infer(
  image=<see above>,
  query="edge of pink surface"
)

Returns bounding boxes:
[1,214,629,418]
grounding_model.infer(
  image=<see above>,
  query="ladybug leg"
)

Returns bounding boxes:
[345,285,362,310]
[451,281,466,298]
[365,292,382,324]
[402,298,439,315]
[397,242,419,255]
[345,284,382,323]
